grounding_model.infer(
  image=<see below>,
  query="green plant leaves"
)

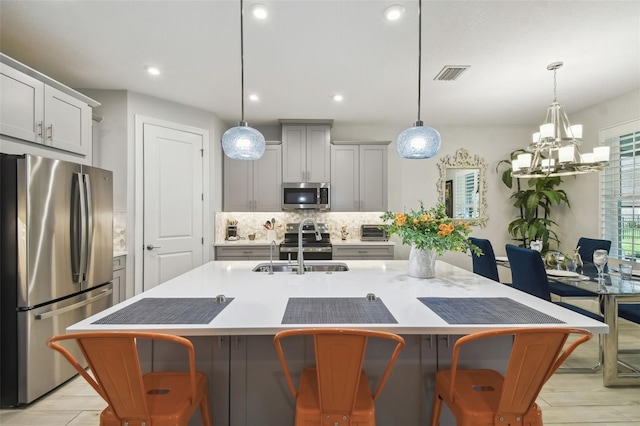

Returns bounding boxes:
[497,151,570,251]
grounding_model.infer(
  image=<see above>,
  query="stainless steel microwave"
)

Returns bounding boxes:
[281,182,330,210]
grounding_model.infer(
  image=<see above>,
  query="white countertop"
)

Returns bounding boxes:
[113,251,127,257]
[68,260,607,336]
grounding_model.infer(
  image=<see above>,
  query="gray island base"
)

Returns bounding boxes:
[69,260,606,426]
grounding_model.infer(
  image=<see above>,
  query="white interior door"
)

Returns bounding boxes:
[143,122,203,291]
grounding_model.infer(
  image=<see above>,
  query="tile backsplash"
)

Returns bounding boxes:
[215,212,387,242]
[113,212,126,252]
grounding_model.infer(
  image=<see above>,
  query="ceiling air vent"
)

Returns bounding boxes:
[433,65,470,81]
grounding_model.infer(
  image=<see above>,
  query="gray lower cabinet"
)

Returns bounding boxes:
[229,334,436,426]
[112,255,126,304]
[332,244,394,260]
[140,333,515,426]
[215,246,272,261]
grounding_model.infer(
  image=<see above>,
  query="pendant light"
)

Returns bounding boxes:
[222,0,266,160]
[396,0,441,159]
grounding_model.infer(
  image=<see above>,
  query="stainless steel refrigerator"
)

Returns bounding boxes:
[0,153,114,406]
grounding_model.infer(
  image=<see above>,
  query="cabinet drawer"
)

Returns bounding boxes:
[215,246,271,260]
[112,256,125,271]
[332,245,394,260]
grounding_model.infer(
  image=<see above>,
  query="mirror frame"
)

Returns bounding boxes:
[436,148,489,227]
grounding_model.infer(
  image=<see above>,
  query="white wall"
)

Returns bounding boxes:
[91,87,638,288]
[552,88,640,257]
[86,90,227,296]
[327,123,530,273]
[83,89,128,213]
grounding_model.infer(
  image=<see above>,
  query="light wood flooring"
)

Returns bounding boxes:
[1,317,638,425]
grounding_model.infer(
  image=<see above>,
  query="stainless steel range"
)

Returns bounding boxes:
[279,222,332,261]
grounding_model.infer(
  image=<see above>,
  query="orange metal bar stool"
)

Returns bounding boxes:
[47,331,213,426]
[274,328,405,426]
[430,327,592,426]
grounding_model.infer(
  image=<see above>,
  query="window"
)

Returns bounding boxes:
[600,119,639,262]
[453,169,479,219]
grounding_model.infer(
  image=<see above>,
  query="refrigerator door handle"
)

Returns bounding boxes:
[83,173,93,283]
[34,289,113,320]
[78,173,88,283]
[70,172,86,283]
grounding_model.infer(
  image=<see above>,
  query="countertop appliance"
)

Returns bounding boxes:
[279,222,332,260]
[0,154,114,406]
[281,182,330,210]
[360,224,388,241]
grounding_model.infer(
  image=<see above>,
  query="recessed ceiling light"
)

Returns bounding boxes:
[384,5,405,21]
[250,4,268,19]
[333,94,344,102]
[145,66,160,76]
[249,94,259,101]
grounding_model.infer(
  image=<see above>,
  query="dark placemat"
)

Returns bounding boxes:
[418,297,564,325]
[282,297,397,324]
[93,298,234,325]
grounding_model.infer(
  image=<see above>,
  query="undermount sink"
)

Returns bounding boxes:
[252,262,349,273]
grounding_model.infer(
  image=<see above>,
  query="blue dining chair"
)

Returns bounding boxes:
[469,237,499,282]
[505,244,604,372]
[619,304,640,324]
[505,244,553,300]
[577,237,612,263]
[548,238,611,299]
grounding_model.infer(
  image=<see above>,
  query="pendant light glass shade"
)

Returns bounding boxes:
[397,121,441,159]
[222,0,265,161]
[222,121,266,160]
[397,0,441,159]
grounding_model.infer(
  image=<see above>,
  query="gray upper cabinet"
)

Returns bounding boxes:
[0,56,95,156]
[281,124,331,183]
[331,143,388,212]
[224,144,282,212]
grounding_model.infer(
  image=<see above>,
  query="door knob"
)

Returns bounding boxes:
[146,244,162,250]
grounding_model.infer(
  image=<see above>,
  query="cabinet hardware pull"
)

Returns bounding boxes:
[47,124,53,140]
[37,121,44,137]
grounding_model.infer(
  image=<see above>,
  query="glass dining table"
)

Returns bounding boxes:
[550,266,640,386]
[496,257,640,387]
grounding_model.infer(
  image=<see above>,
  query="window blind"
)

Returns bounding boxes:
[599,119,639,262]
[453,170,479,219]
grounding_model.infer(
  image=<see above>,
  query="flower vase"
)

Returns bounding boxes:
[408,245,437,279]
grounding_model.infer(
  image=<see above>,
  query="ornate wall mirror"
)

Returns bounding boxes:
[437,148,488,227]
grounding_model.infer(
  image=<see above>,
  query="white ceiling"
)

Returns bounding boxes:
[1,0,639,128]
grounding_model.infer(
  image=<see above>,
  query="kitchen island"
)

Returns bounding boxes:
[68,260,607,426]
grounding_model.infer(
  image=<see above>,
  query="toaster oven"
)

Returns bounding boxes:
[360,224,388,241]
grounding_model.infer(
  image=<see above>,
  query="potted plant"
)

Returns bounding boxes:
[381,202,481,278]
[496,153,570,253]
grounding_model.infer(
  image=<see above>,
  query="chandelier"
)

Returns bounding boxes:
[396,0,441,159]
[511,62,608,178]
[222,0,266,160]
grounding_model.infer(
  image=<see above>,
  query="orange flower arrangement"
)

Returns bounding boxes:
[381,202,481,255]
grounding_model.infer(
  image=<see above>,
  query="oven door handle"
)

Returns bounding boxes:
[35,289,113,320]
[279,246,333,253]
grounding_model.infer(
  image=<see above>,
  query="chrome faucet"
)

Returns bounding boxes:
[269,240,277,275]
[297,218,321,275]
